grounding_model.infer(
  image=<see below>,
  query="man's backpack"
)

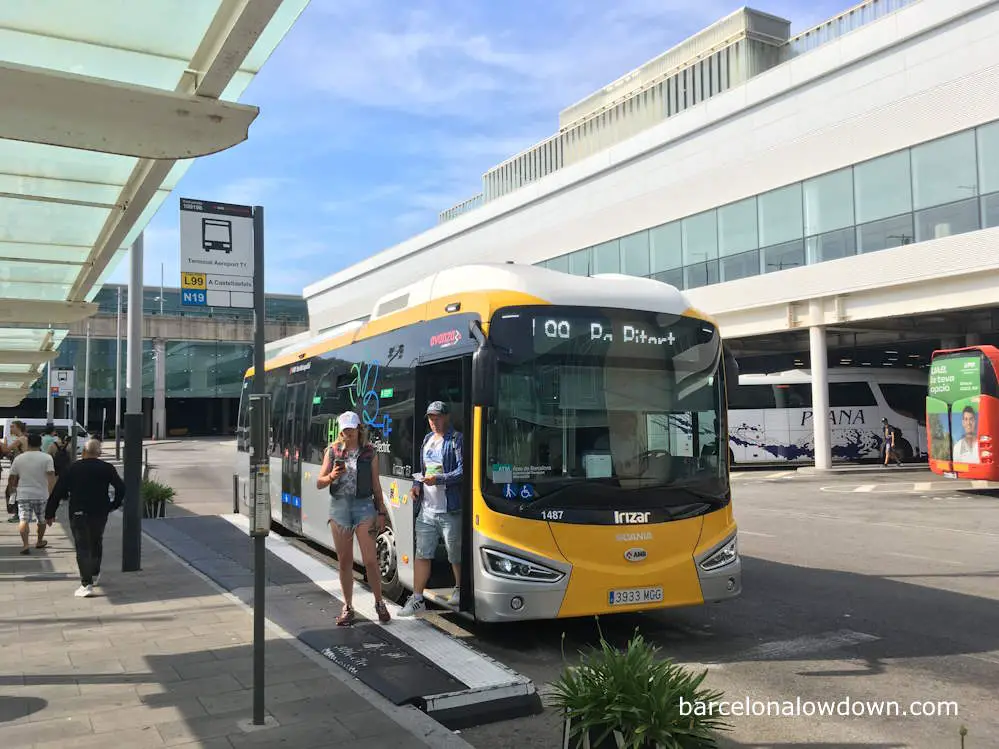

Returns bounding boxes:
[52,442,71,476]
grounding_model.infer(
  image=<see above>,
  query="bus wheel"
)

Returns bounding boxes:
[729,448,736,466]
[375,527,404,601]
[897,439,913,463]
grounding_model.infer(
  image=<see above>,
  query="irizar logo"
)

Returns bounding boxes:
[614,511,651,525]
[624,548,648,563]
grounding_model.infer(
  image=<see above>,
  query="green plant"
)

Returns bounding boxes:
[550,625,729,749]
[141,479,174,518]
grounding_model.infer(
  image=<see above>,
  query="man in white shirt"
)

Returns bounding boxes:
[953,406,979,463]
[8,433,56,554]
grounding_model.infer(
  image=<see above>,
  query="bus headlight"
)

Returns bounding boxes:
[481,548,564,583]
[699,535,738,572]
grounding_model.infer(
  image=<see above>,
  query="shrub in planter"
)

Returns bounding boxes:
[141,479,175,519]
[550,627,729,749]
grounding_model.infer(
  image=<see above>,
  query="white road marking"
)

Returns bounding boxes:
[884,551,964,566]
[913,482,933,491]
[738,530,775,538]
[740,629,880,660]
[221,514,529,693]
[852,484,876,493]
[764,471,795,479]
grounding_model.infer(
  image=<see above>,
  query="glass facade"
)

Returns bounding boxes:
[542,120,999,288]
[24,339,253,400]
[92,285,308,323]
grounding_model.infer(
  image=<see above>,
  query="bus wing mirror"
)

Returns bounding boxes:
[470,320,498,410]
[724,345,739,403]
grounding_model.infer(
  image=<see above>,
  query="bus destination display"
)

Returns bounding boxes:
[532,316,684,355]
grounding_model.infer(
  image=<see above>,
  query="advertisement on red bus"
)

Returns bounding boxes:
[926,345,999,480]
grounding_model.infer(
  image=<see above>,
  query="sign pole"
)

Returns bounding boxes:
[122,233,144,573]
[178,196,266,723]
[115,286,123,457]
[250,205,267,726]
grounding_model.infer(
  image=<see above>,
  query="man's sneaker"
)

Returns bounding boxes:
[398,596,426,617]
[447,589,460,606]
[93,574,101,586]
[74,585,94,598]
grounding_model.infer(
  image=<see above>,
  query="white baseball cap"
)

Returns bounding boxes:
[338,412,360,430]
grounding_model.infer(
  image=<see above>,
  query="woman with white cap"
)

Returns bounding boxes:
[317,411,391,625]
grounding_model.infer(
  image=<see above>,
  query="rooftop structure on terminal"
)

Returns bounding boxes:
[438,0,919,224]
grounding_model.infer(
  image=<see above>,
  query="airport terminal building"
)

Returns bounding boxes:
[296,0,999,465]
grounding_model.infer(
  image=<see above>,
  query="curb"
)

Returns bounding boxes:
[795,465,930,476]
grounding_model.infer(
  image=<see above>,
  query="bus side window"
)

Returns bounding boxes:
[268,368,288,458]
[307,365,344,464]
[373,366,414,478]
[828,382,877,407]
[775,384,811,409]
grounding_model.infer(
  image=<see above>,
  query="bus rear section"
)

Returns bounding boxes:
[470,304,741,622]
[927,345,999,480]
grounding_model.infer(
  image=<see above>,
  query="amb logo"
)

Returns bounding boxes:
[614,511,651,525]
[624,548,648,563]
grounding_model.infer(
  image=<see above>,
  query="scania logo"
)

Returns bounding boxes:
[624,548,647,563]
[616,532,652,542]
[614,510,651,525]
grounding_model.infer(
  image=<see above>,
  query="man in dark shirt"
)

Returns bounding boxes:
[45,439,125,598]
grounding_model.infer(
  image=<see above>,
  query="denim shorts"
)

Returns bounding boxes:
[329,495,376,532]
[415,508,462,563]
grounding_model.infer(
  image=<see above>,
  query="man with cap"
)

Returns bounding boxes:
[398,401,464,616]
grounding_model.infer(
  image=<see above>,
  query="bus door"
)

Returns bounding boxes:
[413,355,473,613]
[281,381,307,534]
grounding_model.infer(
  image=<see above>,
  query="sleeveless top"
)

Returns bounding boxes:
[329,443,375,500]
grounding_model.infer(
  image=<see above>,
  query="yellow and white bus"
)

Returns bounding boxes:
[235,263,742,622]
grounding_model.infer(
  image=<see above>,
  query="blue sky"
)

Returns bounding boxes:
[109,0,848,296]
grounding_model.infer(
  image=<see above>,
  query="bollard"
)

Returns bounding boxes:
[233,473,239,514]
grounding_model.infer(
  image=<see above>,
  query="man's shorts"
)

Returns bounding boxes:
[415,508,462,564]
[17,499,46,524]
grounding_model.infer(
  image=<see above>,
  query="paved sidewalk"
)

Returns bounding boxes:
[0,509,473,748]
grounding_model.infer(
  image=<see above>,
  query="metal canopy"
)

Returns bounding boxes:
[0,0,309,407]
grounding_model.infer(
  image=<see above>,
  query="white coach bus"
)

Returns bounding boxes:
[726,368,928,464]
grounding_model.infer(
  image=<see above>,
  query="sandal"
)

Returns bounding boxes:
[35,540,48,549]
[374,600,391,624]
[336,605,355,626]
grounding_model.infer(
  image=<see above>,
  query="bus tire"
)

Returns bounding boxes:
[729,447,736,466]
[374,526,404,601]
[897,439,913,463]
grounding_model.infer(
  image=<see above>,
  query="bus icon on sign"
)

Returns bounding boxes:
[182,290,207,306]
[202,218,232,253]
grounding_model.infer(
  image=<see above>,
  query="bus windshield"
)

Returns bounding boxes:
[483,306,727,514]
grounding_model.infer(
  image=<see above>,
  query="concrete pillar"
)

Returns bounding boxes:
[809,299,832,470]
[153,338,166,440]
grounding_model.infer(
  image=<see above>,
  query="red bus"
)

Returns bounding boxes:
[926,345,999,480]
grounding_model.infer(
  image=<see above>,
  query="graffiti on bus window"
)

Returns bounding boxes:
[346,361,394,438]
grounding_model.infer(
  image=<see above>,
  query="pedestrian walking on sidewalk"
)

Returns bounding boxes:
[44,439,125,598]
[7,433,56,554]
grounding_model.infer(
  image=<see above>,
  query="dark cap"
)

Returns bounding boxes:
[426,401,449,415]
